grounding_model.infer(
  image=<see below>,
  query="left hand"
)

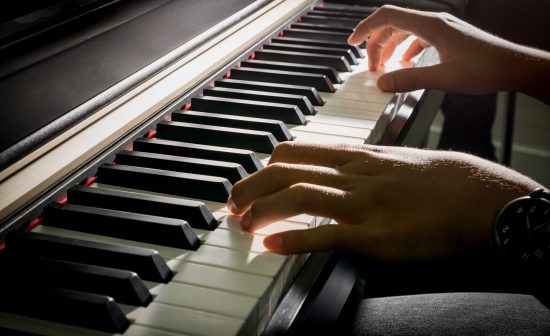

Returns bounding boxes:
[227,142,540,262]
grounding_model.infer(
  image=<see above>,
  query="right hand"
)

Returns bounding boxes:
[227,142,542,262]
[347,5,550,102]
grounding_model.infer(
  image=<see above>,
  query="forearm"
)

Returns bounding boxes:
[466,0,550,50]
[505,43,550,105]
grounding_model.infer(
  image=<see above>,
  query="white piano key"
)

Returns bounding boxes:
[168,261,272,300]
[340,76,380,88]
[124,325,193,336]
[167,258,284,322]
[307,113,377,130]
[219,215,308,235]
[317,105,382,122]
[292,129,364,145]
[318,90,393,105]
[200,222,268,253]
[323,97,387,113]
[181,244,286,278]
[332,82,383,94]
[288,121,369,139]
[149,282,258,321]
[127,303,246,336]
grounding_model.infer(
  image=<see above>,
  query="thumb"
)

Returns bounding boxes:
[377,65,444,93]
[263,225,345,254]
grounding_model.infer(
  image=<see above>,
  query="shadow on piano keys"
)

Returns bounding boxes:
[0,1,443,335]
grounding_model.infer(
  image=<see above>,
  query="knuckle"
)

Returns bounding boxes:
[265,162,291,182]
[289,182,315,207]
[378,4,396,13]
[271,141,295,163]
[231,180,244,199]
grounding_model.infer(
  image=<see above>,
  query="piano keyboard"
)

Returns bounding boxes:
[0,1,427,335]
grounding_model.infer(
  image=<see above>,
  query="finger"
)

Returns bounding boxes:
[376,63,447,93]
[380,32,410,66]
[240,182,351,231]
[263,224,347,254]
[230,163,347,215]
[348,5,439,47]
[366,26,395,71]
[268,142,367,167]
[402,38,430,61]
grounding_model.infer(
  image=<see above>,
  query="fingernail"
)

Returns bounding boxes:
[378,74,395,92]
[264,234,284,251]
[227,196,238,214]
[240,210,252,230]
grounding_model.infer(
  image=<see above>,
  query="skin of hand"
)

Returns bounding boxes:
[347,5,550,104]
[227,142,543,262]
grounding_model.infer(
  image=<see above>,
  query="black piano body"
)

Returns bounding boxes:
[0,1,443,335]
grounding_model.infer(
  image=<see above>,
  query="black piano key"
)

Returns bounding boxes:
[172,110,293,142]
[254,49,351,72]
[15,231,173,282]
[98,163,232,203]
[241,59,342,85]
[307,10,365,20]
[43,202,201,250]
[291,23,354,35]
[203,85,316,115]
[115,150,247,185]
[156,120,278,154]
[191,95,306,125]
[300,14,359,29]
[0,286,129,333]
[271,36,363,58]
[22,256,152,306]
[283,28,352,44]
[231,67,335,92]
[133,138,263,174]
[69,185,217,230]
[214,78,324,105]
[264,42,357,66]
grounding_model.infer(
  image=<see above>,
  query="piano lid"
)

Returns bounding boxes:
[0,0,269,171]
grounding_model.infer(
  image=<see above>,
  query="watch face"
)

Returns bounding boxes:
[494,197,550,262]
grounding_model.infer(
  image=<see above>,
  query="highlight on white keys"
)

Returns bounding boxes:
[222,214,309,256]
[344,35,421,79]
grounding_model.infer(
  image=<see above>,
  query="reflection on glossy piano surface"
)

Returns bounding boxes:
[0,0,442,335]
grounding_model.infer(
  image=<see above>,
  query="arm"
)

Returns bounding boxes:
[466,0,550,51]
[347,5,550,104]
[228,142,543,262]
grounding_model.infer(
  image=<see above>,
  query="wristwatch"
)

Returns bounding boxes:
[493,188,550,263]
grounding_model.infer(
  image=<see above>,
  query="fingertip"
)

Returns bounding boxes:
[347,37,359,46]
[263,234,285,252]
[377,74,395,92]
[227,195,239,214]
[368,60,378,72]
[240,210,252,230]
[347,31,356,45]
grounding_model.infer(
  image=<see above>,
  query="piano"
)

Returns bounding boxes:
[0,1,443,335]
